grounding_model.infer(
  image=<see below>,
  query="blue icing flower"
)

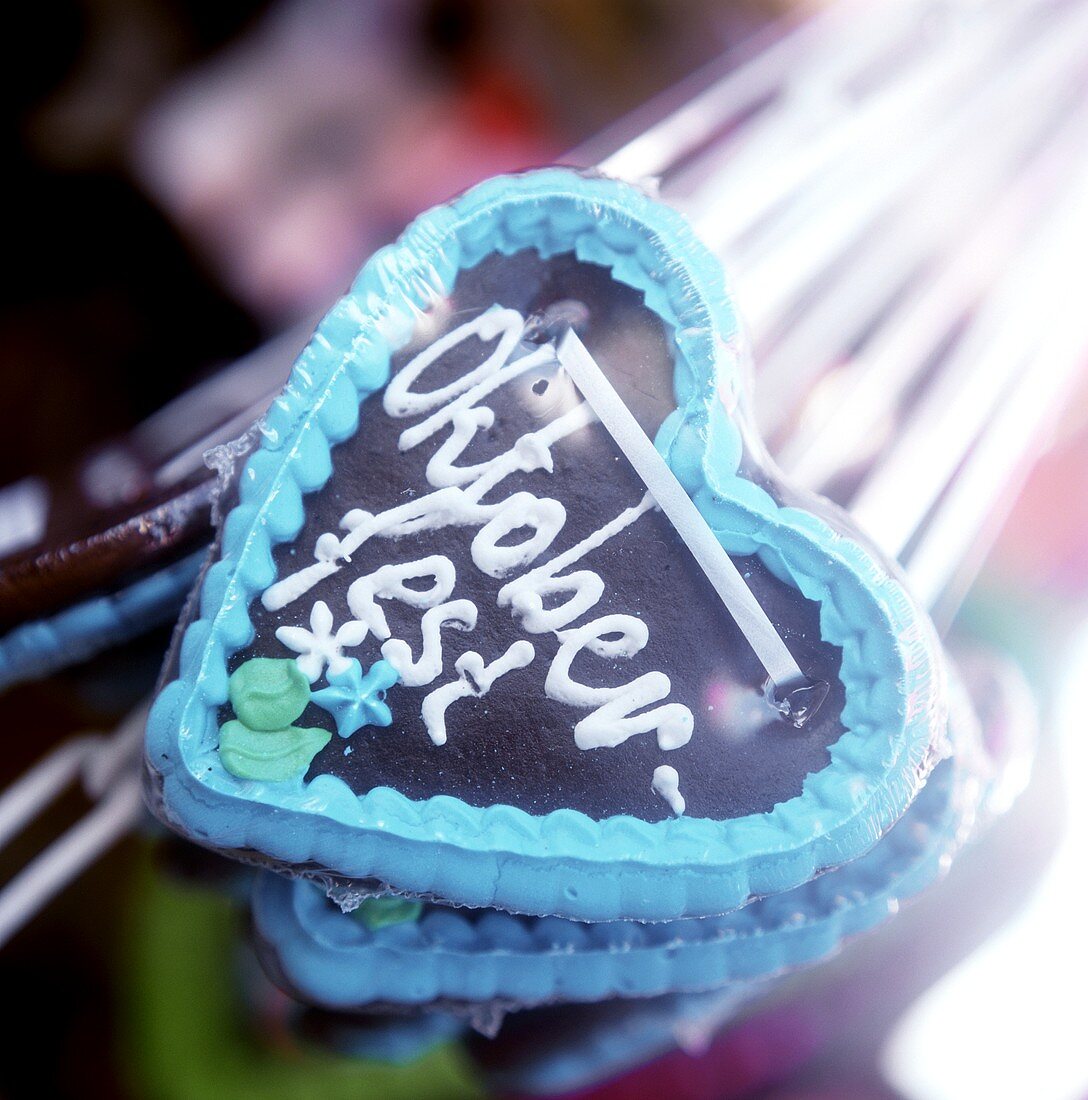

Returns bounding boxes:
[312,658,398,738]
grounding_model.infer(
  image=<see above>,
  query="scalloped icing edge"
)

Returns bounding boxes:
[251,681,982,1010]
[145,167,949,922]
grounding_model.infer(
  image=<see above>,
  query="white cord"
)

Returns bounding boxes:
[558,333,807,695]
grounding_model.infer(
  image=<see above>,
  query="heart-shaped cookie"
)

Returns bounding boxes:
[146,168,947,922]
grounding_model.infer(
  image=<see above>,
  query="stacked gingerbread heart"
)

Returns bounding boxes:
[145,169,995,1081]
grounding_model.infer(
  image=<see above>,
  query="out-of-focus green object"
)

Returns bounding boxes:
[120,844,482,1100]
[354,895,425,931]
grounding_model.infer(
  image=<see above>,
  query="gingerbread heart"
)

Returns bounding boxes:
[145,168,947,922]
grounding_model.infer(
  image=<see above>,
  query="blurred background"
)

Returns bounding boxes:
[3,0,1088,1096]
[2,0,779,481]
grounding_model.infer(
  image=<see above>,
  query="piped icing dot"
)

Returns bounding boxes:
[652,765,686,816]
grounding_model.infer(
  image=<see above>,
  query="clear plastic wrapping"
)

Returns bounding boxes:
[145,166,951,929]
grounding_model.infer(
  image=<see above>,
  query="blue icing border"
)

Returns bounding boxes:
[251,699,981,1011]
[0,550,203,692]
[146,167,947,922]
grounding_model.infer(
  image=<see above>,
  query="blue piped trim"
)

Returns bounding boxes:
[146,167,947,922]
[0,550,204,692]
[251,699,980,1011]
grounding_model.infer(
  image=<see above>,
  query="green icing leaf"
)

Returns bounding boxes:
[229,658,311,730]
[218,720,331,782]
[353,896,424,931]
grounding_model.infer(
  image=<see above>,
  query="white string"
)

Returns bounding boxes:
[687,0,1034,253]
[751,0,1088,438]
[557,332,806,693]
[898,154,1088,607]
[905,295,1088,611]
[659,1,933,210]
[594,0,898,183]
[0,739,97,851]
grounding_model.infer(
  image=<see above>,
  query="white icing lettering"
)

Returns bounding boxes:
[261,532,342,611]
[346,555,456,640]
[398,342,556,452]
[498,493,654,633]
[545,615,694,751]
[421,640,536,746]
[424,398,594,492]
[424,406,497,487]
[383,307,524,418]
[263,400,593,610]
[471,494,566,579]
[261,305,694,755]
[381,599,478,687]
